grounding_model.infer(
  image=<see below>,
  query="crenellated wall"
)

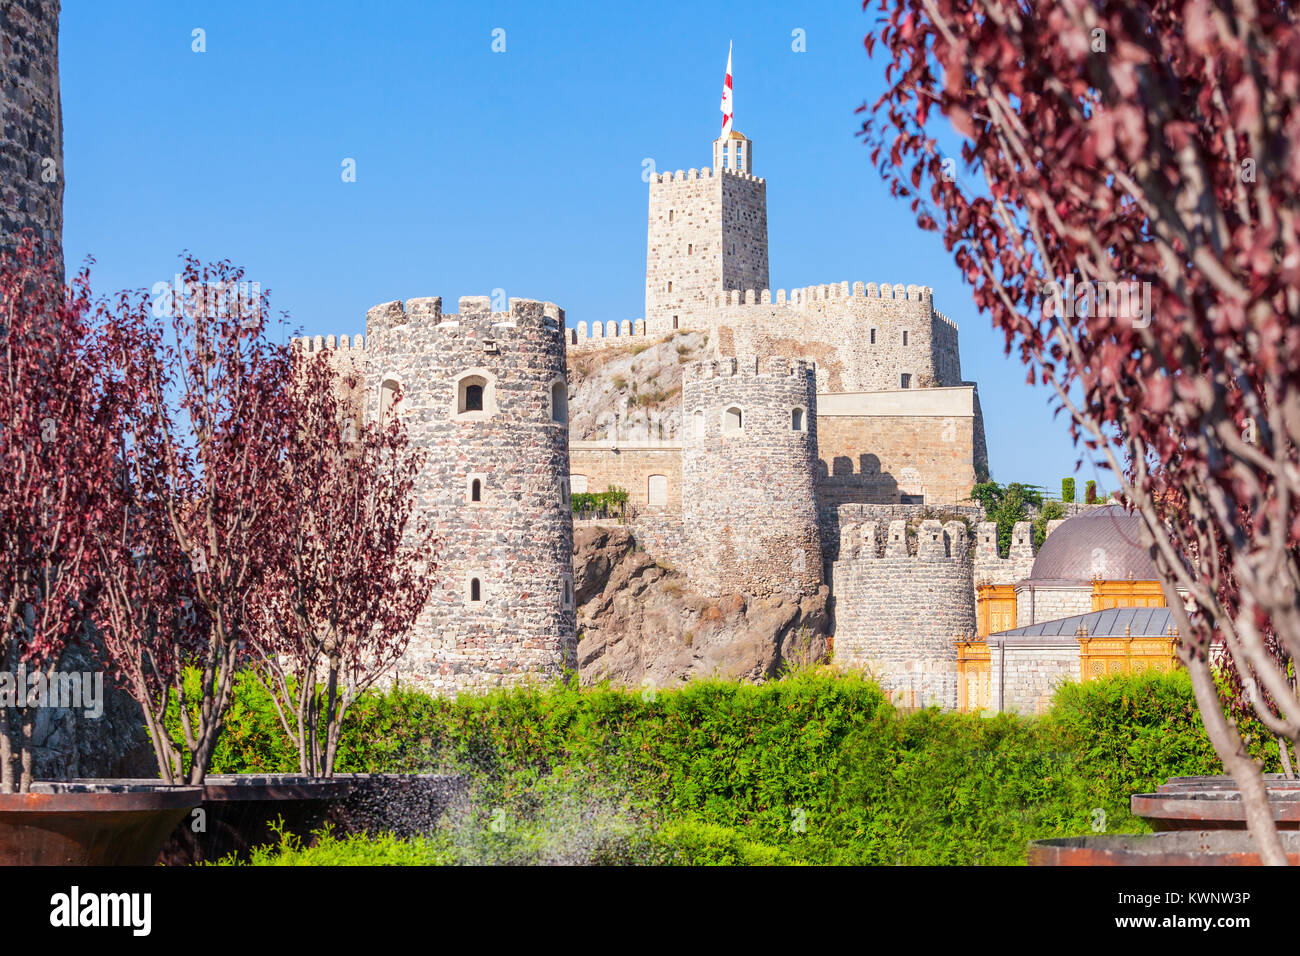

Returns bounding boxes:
[644,165,768,329]
[682,356,822,598]
[831,518,975,709]
[297,295,578,694]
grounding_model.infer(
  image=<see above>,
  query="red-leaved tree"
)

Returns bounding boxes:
[0,236,118,792]
[862,0,1300,862]
[93,256,291,784]
[252,347,438,777]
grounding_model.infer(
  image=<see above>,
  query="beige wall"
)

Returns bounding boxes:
[816,387,980,507]
[569,441,683,512]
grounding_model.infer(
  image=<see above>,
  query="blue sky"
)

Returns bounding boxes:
[59,0,1111,496]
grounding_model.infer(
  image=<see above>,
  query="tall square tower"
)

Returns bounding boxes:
[643,130,768,334]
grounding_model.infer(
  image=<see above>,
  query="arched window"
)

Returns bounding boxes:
[454,370,496,419]
[562,577,573,608]
[792,407,806,431]
[471,479,482,502]
[470,578,482,602]
[379,377,401,426]
[550,380,567,424]
[724,406,743,433]
[647,474,668,507]
[692,408,705,439]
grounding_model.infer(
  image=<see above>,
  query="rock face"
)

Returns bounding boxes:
[574,525,830,687]
[25,646,156,781]
[566,330,708,441]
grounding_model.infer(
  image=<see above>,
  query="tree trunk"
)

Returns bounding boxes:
[0,713,14,795]
[1186,654,1288,864]
[1278,736,1295,779]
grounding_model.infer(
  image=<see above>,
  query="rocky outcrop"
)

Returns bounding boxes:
[566,331,708,441]
[574,525,830,687]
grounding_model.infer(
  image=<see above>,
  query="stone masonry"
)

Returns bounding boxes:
[296,296,578,693]
[681,356,822,599]
[1,0,63,275]
[643,135,769,333]
[831,519,976,709]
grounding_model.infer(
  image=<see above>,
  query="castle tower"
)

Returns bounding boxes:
[1,0,63,276]
[832,519,975,709]
[361,294,577,692]
[681,356,822,598]
[643,131,768,335]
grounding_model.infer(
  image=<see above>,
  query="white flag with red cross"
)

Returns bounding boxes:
[720,41,734,137]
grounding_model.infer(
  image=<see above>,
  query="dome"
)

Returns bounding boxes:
[727,129,747,139]
[1028,504,1157,583]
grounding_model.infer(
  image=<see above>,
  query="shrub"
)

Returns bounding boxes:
[1061,478,1075,504]
[201,668,1249,865]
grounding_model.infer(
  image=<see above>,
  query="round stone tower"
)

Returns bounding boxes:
[1,0,63,274]
[363,294,577,693]
[682,355,823,598]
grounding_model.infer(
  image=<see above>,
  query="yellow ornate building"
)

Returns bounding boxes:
[960,506,1182,714]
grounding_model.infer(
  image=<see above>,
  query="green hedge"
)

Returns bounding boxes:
[201,667,1279,865]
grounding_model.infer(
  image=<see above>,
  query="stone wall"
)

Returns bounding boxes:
[568,441,682,512]
[831,518,975,709]
[682,356,822,598]
[302,295,578,694]
[988,637,1080,715]
[1013,583,1094,628]
[719,170,768,303]
[625,510,687,569]
[1,0,63,274]
[815,386,984,507]
[974,520,1038,588]
[643,167,769,331]
[820,502,985,563]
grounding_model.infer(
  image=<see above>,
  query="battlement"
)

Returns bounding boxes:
[652,167,766,186]
[973,519,1068,587]
[569,317,648,350]
[364,296,565,338]
[685,355,815,381]
[838,519,971,563]
[709,281,935,309]
[292,333,366,353]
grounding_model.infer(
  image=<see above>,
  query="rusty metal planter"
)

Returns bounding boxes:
[73,775,354,865]
[1157,774,1300,792]
[1030,830,1300,865]
[0,784,201,866]
[1132,787,1300,831]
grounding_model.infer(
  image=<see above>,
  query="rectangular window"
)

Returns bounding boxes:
[903,331,909,346]
[869,329,876,345]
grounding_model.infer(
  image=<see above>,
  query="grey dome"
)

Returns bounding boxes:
[1029,505,1157,583]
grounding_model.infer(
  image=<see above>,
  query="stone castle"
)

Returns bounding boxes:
[295,113,1002,705]
[3,6,1181,716]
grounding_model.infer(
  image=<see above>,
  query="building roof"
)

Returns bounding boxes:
[991,605,1174,639]
[1029,504,1157,583]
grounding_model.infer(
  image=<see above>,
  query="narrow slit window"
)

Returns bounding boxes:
[471,478,482,502]
[470,578,482,602]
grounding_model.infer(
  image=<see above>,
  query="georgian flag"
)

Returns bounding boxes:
[720,41,733,137]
